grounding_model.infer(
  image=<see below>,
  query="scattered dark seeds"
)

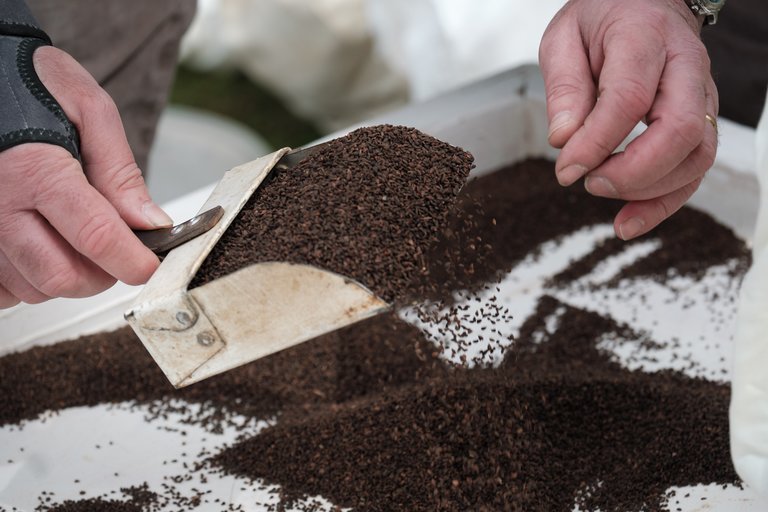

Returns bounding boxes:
[1,158,750,512]
[191,124,474,303]
[44,499,143,512]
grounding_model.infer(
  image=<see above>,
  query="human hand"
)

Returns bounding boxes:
[539,0,718,240]
[0,45,172,308]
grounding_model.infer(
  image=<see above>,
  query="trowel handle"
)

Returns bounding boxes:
[133,206,224,255]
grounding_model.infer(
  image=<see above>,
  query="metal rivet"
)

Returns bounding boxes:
[197,331,216,347]
[176,311,192,326]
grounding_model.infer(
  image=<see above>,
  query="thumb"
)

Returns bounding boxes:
[538,16,596,149]
[33,46,172,230]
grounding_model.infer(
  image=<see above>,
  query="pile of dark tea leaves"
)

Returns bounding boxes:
[0,144,749,511]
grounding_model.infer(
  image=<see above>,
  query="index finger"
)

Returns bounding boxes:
[35,162,159,285]
[585,50,710,195]
[556,25,666,184]
[539,13,596,150]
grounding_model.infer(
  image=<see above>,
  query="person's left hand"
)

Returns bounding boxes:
[539,0,718,240]
[0,45,169,308]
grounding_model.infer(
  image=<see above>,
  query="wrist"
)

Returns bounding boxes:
[0,1,80,159]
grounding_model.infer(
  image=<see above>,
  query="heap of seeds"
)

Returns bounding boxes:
[213,298,736,512]
[191,124,474,303]
[208,160,747,511]
[45,484,157,512]
[0,158,749,512]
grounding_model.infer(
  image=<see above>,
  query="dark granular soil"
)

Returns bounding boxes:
[43,484,158,512]
[1,159,750,511]
[191,124,474,303]
[214,297,735,512]
[550,206,749,286]
[46,500,143,512]
[421,159,748,294]
[0,312,440,431]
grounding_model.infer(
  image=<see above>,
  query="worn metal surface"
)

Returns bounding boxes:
[126,149,288,386]
[125,145,391,388]
[134,206,224,254]
[184,262,389,387]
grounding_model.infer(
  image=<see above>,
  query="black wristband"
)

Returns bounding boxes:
[0,21,51,43]
[0,0,80,159]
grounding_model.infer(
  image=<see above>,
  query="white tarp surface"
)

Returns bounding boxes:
[1,68,767,510]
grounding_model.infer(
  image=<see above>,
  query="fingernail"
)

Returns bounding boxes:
[548,111,574,139]
[556,164,588,186]
[618,217,646,240]
[142,201,173,228]
[584,176,619,198]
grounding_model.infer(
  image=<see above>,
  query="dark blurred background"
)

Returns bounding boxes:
[702,0,768,128]
[170,66,321,150]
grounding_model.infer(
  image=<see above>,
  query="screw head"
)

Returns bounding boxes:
[176,311,192,327]
[197,331,216,347]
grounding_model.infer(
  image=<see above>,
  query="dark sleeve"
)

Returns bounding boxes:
[702,0,768,127]
[0,0,80,159]
[0,0,50,42]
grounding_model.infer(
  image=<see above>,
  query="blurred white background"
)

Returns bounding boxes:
[180,0,566,129]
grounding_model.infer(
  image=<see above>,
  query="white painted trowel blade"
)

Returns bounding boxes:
[180,262,390,387]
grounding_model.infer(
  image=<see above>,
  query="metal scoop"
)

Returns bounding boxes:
[125,146,390,388]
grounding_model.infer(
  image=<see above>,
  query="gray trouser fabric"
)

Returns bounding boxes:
[26,0,197,170]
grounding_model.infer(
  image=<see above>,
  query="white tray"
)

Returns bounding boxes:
[0,65,765,511]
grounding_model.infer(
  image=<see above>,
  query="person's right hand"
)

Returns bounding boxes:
[539,0,718,240]
[0,45,172,308]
